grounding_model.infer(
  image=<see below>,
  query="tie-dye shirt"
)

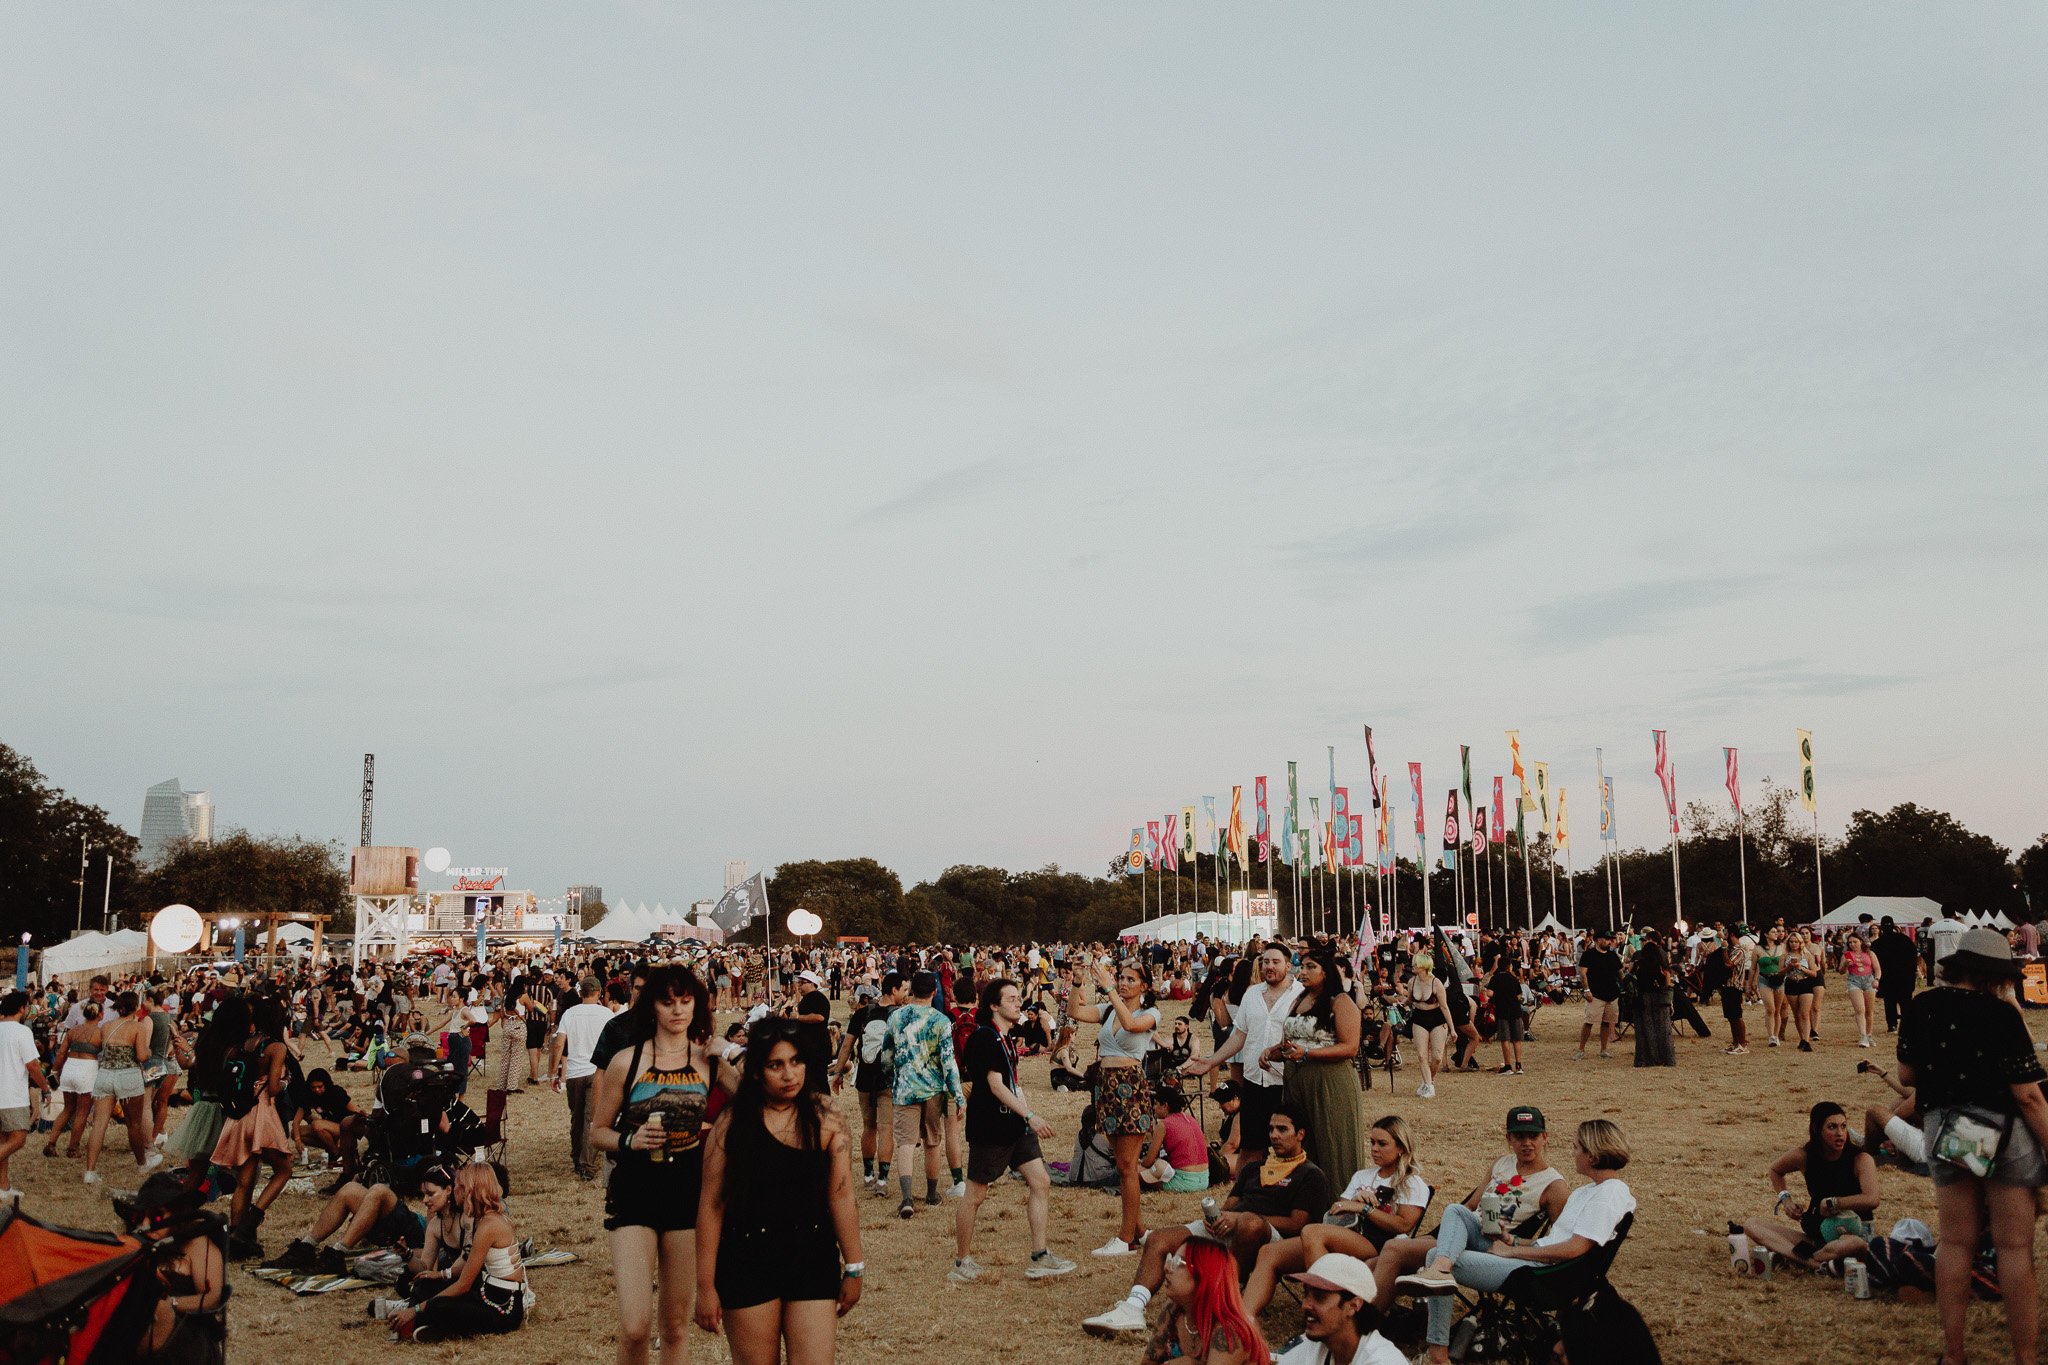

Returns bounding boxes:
[885,1002,965,1108]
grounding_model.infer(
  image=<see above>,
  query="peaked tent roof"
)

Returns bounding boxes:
[1816,895,1940,928]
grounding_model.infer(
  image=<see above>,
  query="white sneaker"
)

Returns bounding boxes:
[83,1171,102,1186]
[139,1152,165,1176]
[947,1181,966,1199]
[1396,1264,1459,1295]
[1768,1036,1780,1047]
[1090,1236,1136,1258]
[1026,1251,1076,1279]
[153,1134,168,1149]
[948,1256,986,1284]
[1572,1049,1586,1061]
[1082,1298,1148,1335]
[1417,1083,1436,1099]
[1859,1036,1873,1048]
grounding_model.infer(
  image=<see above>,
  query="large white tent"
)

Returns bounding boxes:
[1815,895,1940,928]
[41,930,152,980]
[1118,912,1268,944]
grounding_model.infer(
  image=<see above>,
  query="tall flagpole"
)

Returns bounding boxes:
[1521,805,1536,931]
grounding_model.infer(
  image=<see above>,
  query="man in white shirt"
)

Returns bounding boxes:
[1276,1253,1406,1365]
[0,991,55,1201]
[550,977,614,1180]
[1180,945,1301,1167]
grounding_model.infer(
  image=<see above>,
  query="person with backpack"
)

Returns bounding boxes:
[833,973,906,1195]
[210,995,294,1259]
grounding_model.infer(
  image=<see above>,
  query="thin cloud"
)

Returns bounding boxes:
[852,457,1018,524]
[1292,516,1504,568]
[1522,575,1772,652]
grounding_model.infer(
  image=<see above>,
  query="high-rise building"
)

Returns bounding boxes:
[568,884,603,910]
[140,779,215,865]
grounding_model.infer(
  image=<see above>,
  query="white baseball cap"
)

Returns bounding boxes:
[1290,1252,1376,1300]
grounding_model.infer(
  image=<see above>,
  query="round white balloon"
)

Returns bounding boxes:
[150,904,204,954]
[424,847,452,874]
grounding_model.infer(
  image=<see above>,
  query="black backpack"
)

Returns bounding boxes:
[217,1037,267,1120]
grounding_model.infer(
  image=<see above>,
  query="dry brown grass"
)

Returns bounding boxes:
[16,988,2045,1364]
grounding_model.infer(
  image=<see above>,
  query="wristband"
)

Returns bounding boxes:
[842,1262,865,1278]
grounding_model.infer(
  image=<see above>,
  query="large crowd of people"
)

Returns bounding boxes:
[0,900,2040,1364]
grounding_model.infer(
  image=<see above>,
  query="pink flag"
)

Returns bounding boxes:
[1160,812,1180,872]
[1724,747,1742,817]
[1408,763,1424,837]
[1653,730,1679,834]
[1491,778,1506,844]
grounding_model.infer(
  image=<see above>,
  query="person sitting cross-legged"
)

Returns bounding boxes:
[1394,1119,1636,1365]
[1083,1102,1333,1338]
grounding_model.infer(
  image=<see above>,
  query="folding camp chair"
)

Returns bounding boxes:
[1446,1212,1634,1363]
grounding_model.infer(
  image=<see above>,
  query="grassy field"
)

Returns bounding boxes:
[17,987,2043,1364]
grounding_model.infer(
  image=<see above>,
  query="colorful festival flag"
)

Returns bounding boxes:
[1556,788,1569,849]
[1441,789,1460,870]
[1228,787,1247,865]
[1473,806,1489,856]
[1203,796,1219,855]
[1796,729,1817,812]
[1533,762,1551,825]
[1492,778,1506,844]
[1600,777,1615,842]
[1724,748,1742,817]
[1377,778,1392,872]
[1653,729,1679,834]
[1364,726,1381,808]
[1408,763,1424,839]
[1460,746,1473,817]
[1332,786,1350,856]
[1325,821,1339,873]
[1507,730,1529,806]
[1127,828,1144,876]
[1281,762,1299,867]
[1254,776,1270,863]
[1182,805,1197,861]
[1145,820,1161,870]
[1160,813,1179,872]
[1348,813,1365,867]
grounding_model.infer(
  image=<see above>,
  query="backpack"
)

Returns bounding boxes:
[856,1012,894,1084]
[218,1037,267,1120]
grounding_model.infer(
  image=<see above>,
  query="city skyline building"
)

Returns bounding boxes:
[139,778,214,865]
[568,883,603,909]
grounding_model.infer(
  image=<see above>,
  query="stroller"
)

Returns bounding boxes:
[0,1179,227,1365]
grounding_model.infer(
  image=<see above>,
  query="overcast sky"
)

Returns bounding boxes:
[5,4,2044,909]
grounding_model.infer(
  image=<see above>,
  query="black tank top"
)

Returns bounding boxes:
[726,1116,831,1236]
[1804,1147,1860,1203]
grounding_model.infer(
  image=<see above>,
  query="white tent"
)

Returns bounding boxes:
[41,930,152,980]
[1816,895,1940,928]
[1531,913,1569,935]
[1118,912,1263,944]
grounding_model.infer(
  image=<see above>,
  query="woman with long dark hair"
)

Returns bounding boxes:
[82,990,157,1185]
[588,964,719,1365]
[1630,938,1675,1068]
[1271,945,1364,1185]
[696,1017,863,1365]
[163,994,249,1172]
[212,995,293,1258]
[1736,1100,1880,1270]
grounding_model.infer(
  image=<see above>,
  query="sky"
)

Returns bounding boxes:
[5,3,2045,910]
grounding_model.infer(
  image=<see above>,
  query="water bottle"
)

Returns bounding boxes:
[1478,1189,1502,1237]
[1843,1258,1870,1299]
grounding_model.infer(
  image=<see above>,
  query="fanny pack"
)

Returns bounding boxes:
[1931,1106,2012,1179]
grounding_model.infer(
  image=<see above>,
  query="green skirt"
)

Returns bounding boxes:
[1284,1058,1365,1190]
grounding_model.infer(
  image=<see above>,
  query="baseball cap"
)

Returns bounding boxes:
[1505,1106,1546,1134]
[1290,1252,1376,1299]
[402,1032,438,1054]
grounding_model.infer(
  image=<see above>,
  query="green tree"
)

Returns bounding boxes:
[765,858,908,943]
[0,742,141,949]
[1830,803,2019,913]
[2019,836,2048,920]
[133,830,350,934]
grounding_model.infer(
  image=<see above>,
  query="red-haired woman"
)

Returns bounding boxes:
[1140,1236,1271,1365]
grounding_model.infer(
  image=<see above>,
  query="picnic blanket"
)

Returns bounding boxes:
[249,1246,578,1294]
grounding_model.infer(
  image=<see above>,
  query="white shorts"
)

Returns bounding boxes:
[58,1058,98,1095]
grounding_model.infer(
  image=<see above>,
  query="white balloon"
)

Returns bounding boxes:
[424,847,452,873]
[150,904,203,954]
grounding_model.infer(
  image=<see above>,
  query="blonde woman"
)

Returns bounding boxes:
[1782,929,1819,1051]
[1239,1114,1427,1315]
[1405,954,1452,1100]
[389,1163,526,1343]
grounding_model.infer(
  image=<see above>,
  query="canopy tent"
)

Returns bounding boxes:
[1816,895,1940,929]
[1118,912,1264,944]
[1531,913,1570,935]
[1966,909,2015,929]
[39,930,151,981]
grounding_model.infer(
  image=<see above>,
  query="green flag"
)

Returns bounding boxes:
[1460,745,1473,814]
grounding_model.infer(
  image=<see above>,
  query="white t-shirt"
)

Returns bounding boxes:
[1927,918,1967,964]
[0,1020,42,1109]
[1339,1168,1431,1210]
[1230,979,1305,1087]
[1538,1178,1634,1249]
[1276,1328,1407,1365]
[554,1002,614,1081]
[1482,1154,1565,1230]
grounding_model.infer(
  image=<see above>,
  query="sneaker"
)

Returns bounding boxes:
[1082,1298,1149,1336]
[153,1133,168,1149]
[1767,1037,1780,1047]
[898,1201,916,1220]
[947,1181,966,1199]
[860,1175,876,1194]
[1725,1046,1749,1055]
[1572,1050,1586,1061]
[1858,1036,1872,1048]
[1513,1066,1525,1075]
[1798,1040,1813,1052]
[1026,1251,1076,1279]
[83,1170,102,1186]
[1494,1065,1514,1075]
[948,1256,986,1284]
[1396,1264,1459,1295]
[315,1246,351,1276]
[1090,1236,1136,1258]
[1417,1083,1436,1099]
[1598,1051,1613,1060]
[138,1152,164,1176]
[367,1297,405,1320]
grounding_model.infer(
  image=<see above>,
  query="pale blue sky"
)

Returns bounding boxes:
[5,4,2044,907]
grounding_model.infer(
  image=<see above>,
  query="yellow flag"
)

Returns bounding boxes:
[1555,788,1569,849]
[1181,806,1197,861]
[1507,729,1530,805]
[1228,786,1248,865]
[1533,762,1551,823]
[1797,729,1817,812]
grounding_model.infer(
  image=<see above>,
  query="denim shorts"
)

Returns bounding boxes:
[1926,1107,2048,1188]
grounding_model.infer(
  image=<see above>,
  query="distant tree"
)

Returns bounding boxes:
[133,831,350,934]
[2018,836,2048,921]
[578,899,611,932]
[766,858,907,943]
[0,742,141,948]
[1829,803,2018,914]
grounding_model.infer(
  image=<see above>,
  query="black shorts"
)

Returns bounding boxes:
[1236,1081,1281,1152]
[1784,978,1816,998]
[1719,988,1745,1022]
[604,1147,703,1233]
[966,1130,1043,1186]
[1494,1016,1526,1043]
[524,1018,548,1050]
[714,1221,839,1309]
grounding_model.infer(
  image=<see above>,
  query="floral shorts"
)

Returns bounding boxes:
[1095,1067,1153,1137]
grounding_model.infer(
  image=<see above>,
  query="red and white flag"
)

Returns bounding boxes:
[1723,747,1742,818]
[1160,812,1180,872]
[1653,729,1679,834]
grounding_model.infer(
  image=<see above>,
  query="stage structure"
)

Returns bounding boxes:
[351,845,419,970]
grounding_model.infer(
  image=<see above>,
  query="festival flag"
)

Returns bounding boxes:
[1442,789,1460,870]
[1556,788,1569,849]
[1327,746,1338,815]
[1473,805,1489,856]
[1348,812,1365,867]
[1332,786,1350,858]
[1281,762,1299,867]
[1298,827,1311,864]
[1127,828,1144,876]
[1364,726,1381,808]
[1228,787,1247,865]
[1202,796,1219,855]
[1515,796,1526,846]
[1653,729,1679,834]
[1507,729,1530,806]
[1600,777,1615,842]
[1160,813,1179,872]
[1254,776,1270,863]
[1492,778,1506,844]
[1796,729,1817,812]
[1460,746,1473,818]
[1378,778,1393,873]
[1408,763,1424,839]
[1181,805,1197,861]
[1146,820,1161,870]
[1533,762,1551,825]
[1325,821,1339,873]
[1724,748,1742,817]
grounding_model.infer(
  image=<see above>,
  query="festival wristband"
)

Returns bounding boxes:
[842,1262,865,1278]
